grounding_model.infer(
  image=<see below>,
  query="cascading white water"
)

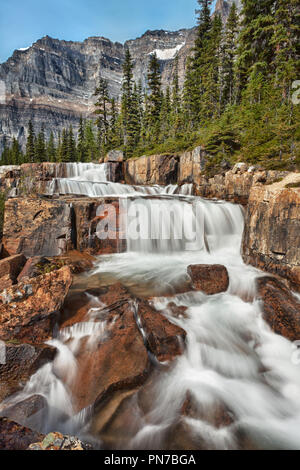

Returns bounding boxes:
[2,169,300,450]
[123,197,243,253]
[63,162,110,180]
[46,162,193,197]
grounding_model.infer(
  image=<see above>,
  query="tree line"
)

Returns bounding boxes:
[1,0,299,171]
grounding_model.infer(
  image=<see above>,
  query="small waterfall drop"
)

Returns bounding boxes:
[124,197,244,254]
[2,164,300,450]
[46,162,193,197]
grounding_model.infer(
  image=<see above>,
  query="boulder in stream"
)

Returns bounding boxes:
[187,264,229,295]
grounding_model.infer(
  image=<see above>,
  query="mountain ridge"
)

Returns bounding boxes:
[0,0,239,153]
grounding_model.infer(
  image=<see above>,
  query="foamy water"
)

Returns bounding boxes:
[1,168,300,450]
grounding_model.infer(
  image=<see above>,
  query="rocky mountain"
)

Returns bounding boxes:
[0,0,241,153]
[0,29,196,153]
[214,0,242,22]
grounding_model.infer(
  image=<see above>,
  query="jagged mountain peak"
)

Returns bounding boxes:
[0,26,195,153]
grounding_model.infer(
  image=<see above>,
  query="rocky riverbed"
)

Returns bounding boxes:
[0,154,299,450]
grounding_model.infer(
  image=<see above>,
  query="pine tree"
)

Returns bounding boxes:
[236,0,275,100]
[220,2,239,109]
[1,138,10,165]
[94,78,110,153]
[108,97,122,149]
[84,121,97,162]
[147,53,162,141]
[159,87,172,141]
[183,0,212,125]
[77,117,86,162]
[194,0,212,59]
[200,14,223,119]
[35,125,46,162]
[59,128,69,162]
[47,132,56,162]
[10,138,22,165]
[25,121,35,163]
[172,55,181,116]
[67,125,76,162]
[120,48,142,155]
[271,0,300,101]
[121,48,134,145]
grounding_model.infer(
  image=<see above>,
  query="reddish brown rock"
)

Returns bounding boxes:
[256,276,300,341]
[0,343,56,402]
[18,252,95,283]
[71,197,126,255]
[65,284,186,414]
[56,250,95,274]
[2,195,125,259]
[0,254,26,290]
[71,294,150,412]
[196,166,289,205]
[0,266,72,344]
[187,264,229,295]
[0,417,44,450]
[125,154,179,186]
[242,175,300,291]
[137,299,186,362]
[178,146,207,186]
[16,256,62,281]
[2,197,73,257]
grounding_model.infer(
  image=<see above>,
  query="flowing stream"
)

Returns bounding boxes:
[2,162,300,450]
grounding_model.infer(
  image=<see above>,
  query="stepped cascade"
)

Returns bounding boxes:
[47,162,193,197]
[1,165,300,451]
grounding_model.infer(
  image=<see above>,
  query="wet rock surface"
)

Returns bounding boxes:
[69,284,151,412]
[125,154,179,186]
[0,417,44,450]
[0,343,56,402]
[0,254,26,290]
[0,395,48,427]
[3,197,73,257]
[136,299,186,362]
[257,276,300,341]
[57,283,187,446]
[187,264,229,295]
[0,266,72,344]
[243,174,300,291]
[2,196,126,258]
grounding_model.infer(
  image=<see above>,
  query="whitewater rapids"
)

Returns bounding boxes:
[1,162,300,450]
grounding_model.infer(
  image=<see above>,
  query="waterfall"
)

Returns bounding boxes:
[64,162,109,180]
[3,166,300,450]
[124,197,244,254]
[46,162,193,197]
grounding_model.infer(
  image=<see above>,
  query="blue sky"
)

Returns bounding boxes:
[0,0,217,63]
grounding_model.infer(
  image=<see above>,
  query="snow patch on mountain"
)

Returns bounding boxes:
[149,43,185,61]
